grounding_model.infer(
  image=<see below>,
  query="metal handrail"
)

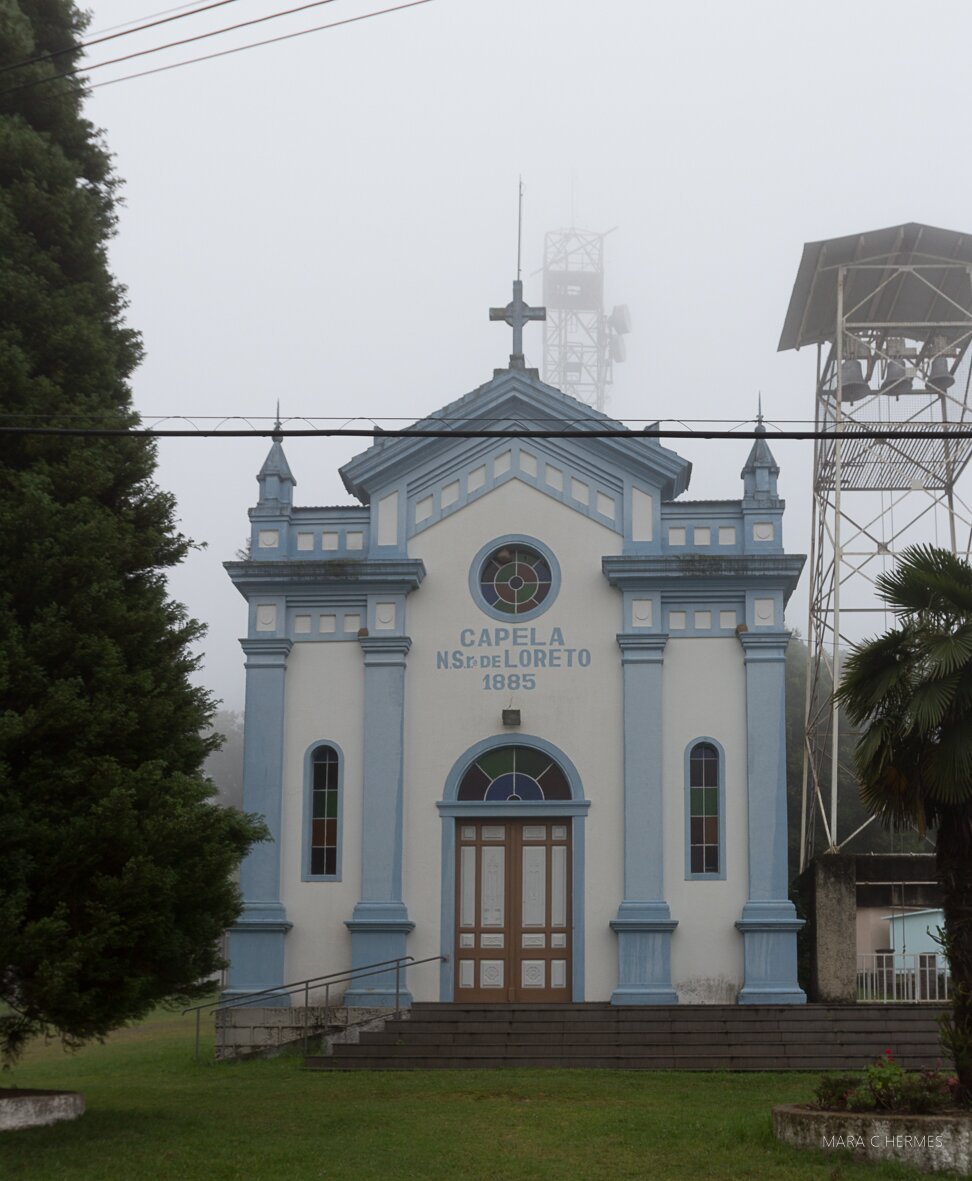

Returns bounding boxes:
[185,953,447,1057]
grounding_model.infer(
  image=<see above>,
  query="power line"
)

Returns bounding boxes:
[89,2,234,37]
[2,425,972,441]
[83,0,437,92]
[1,0,345,94]
[0,0,243,78]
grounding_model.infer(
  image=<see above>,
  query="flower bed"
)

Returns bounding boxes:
[773,1105,971,1174]
[773,1051,971,1174]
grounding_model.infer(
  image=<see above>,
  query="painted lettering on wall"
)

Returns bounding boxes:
[434,626,592,690]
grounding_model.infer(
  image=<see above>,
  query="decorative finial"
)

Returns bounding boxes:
[489,180,545,369]
[756,392,765,434]
[273,400,282,442]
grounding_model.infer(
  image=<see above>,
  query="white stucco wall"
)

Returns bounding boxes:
[405,477,624,1002]
[663,637,748,1003]
[270,479,775,1004]
[279,640,364,985]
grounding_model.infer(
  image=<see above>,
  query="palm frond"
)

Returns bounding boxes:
[924,727,972,806]
[924,625,972,675]
[908,674,959,732]
[876,545,972,618]
[858,763,926,831]
[837,628,922,725]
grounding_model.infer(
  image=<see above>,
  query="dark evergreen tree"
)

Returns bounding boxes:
[0,0,265,1061]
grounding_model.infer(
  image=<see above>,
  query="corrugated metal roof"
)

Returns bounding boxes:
[778,222,972,352]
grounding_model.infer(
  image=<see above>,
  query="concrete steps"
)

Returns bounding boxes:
[305,1002,950,1071]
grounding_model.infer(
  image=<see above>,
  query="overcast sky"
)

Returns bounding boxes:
[77,0,972,710]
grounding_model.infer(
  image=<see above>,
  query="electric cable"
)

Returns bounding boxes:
[1,424,971,441]
[82,0,437,93]
[0,0,348,95]
[0,0,243,78]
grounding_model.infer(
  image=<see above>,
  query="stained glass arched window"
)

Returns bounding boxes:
[457,745,571,801]
[687,740,723,878]
[478,543,553,617]
[304,743,341,880]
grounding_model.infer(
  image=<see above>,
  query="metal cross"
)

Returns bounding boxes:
[490,279,546,369]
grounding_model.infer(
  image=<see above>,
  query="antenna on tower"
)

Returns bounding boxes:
[517,176,524,283]
[541,225,630,411]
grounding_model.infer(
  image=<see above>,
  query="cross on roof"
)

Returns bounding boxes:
[489,279,546,370]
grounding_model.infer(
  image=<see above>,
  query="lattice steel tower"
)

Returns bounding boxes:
[778,223,972,870]
[541,228,629,411]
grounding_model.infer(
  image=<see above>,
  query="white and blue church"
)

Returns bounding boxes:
[224,284,806,1008]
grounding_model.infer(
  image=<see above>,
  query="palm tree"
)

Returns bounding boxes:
[836,545,972,1106]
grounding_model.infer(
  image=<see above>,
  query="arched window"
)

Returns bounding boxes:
[686,740,725,879]
[457,745,571,801]
[303,743,342,880]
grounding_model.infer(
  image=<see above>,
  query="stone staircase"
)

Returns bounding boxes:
[305,1002,950,1071]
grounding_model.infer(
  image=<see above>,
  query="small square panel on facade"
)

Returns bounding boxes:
[754,598,776,626]
[296,532,314,551]
[693,527,711,546]
[668,527,686,546]
[258,530,279,548]
[718,526,736,545]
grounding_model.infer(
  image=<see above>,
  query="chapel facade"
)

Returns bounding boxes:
[224,345,806,1007]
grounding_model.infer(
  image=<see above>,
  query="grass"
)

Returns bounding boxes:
[0,1008,944,1181]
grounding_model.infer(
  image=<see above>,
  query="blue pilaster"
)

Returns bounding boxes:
[735,630,805,1003]
[610,633,678,1004]
[224,637,293,1003]
[344,635,415,1006]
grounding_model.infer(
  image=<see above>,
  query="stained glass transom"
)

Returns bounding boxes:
[457,746,571,802]
[689,742,719,874]
[479,544,552,616]
[310,745,339,876]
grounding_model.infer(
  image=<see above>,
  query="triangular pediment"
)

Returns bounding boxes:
[340,368,691,506]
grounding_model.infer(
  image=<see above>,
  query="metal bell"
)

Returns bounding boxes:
[880,359,913,396]
[839,359,870,401]
[928,355,954,391]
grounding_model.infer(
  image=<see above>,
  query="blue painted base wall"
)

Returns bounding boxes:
[343,902,415,1007]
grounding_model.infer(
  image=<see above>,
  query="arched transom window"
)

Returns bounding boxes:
[457,745,571,801]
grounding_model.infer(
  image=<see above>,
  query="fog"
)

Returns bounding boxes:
[78,0,972,709]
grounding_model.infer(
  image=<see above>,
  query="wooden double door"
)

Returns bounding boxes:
[455,818,572,1002]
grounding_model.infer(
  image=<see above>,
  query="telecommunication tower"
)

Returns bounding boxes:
[778,222,972,870]
[541,228,630,411]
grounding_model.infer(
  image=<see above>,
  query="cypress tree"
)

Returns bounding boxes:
[0,0,266,1060]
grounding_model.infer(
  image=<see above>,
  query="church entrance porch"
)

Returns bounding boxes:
[455,819,571,1002]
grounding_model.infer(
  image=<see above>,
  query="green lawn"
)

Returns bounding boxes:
[0,1008,937,1180]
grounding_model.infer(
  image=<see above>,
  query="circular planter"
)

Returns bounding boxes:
[774,1104,972,1175]
[0,1089,85,1133]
